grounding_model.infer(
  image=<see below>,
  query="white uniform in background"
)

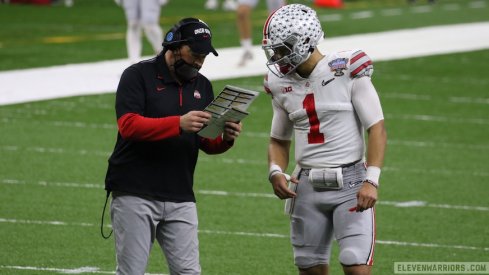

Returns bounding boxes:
[236,0,286,66]
[115,0,166,64]
[205,0,238,10]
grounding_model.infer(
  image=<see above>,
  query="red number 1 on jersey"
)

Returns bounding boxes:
[303,94,325,144]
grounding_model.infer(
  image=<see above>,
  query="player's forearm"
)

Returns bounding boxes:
[366,120,387,168]
[268,137,291,171]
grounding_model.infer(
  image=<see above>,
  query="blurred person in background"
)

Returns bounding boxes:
[115,0,168,64]
[204,0,238,10]
[408,0,435,4]
[236,0,285,66]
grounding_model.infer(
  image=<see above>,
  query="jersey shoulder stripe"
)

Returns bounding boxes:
[350,50,373,78]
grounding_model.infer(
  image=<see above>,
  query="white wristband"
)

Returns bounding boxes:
[269,164,282,181]
[365,166,381,188]
[269,171,291,182]
[269,164,291,182]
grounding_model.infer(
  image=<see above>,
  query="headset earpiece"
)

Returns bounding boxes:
[162,18,202,50]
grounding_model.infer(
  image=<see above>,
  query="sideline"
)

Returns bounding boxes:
[1,22,489,106]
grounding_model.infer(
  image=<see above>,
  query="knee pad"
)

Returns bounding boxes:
[142,24,163,52]
[339,247,363,266]
[142,24,161,35]
[293,245,330,269]
[142,24,162,41]
[127,21,141,32]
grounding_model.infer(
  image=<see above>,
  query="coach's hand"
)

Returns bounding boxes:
[180,111,211,133]
[355,182,378,212]
[223,121,242,141]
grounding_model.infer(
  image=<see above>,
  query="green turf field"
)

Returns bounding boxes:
[1,0,489,274]
[1,0,489,70]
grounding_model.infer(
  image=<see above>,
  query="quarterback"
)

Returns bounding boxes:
[263,4,387,275]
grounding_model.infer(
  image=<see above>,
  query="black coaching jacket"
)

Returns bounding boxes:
[105,53,232,202]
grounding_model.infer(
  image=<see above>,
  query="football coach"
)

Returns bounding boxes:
[104,17,242,275]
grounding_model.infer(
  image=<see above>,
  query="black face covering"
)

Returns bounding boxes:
[174,59,199,82]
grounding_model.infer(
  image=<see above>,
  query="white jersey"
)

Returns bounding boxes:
[264,49,383,168]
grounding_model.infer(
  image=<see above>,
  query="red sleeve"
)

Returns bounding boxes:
[199,135,234,154]
[117,112,180,141]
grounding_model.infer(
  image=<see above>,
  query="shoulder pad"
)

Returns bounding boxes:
[349,50,373,78]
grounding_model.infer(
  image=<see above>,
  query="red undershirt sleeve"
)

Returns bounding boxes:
[117,112,180,141]
[199,135,234,154]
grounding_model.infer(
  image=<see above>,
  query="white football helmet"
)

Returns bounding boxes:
[262,4,324,77]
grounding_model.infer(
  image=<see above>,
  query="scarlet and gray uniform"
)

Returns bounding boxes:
[265,49,384,267]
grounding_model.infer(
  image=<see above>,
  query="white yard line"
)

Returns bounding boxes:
[0,217,488,252]
[0,265,165,275]
[386,114,489,125]
[1,142,489,176]
[3,133,489,152]
[1,22,489,106]
[2,179,488,212]
[4,110,489,128]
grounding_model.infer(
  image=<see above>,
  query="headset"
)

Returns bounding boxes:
[162,17,205,50]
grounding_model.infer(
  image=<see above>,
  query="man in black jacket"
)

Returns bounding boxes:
[105,18,242,275]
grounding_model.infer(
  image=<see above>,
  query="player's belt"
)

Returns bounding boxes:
[300,160,363,190]
[337,159,362,168]
[300,159,362,176]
